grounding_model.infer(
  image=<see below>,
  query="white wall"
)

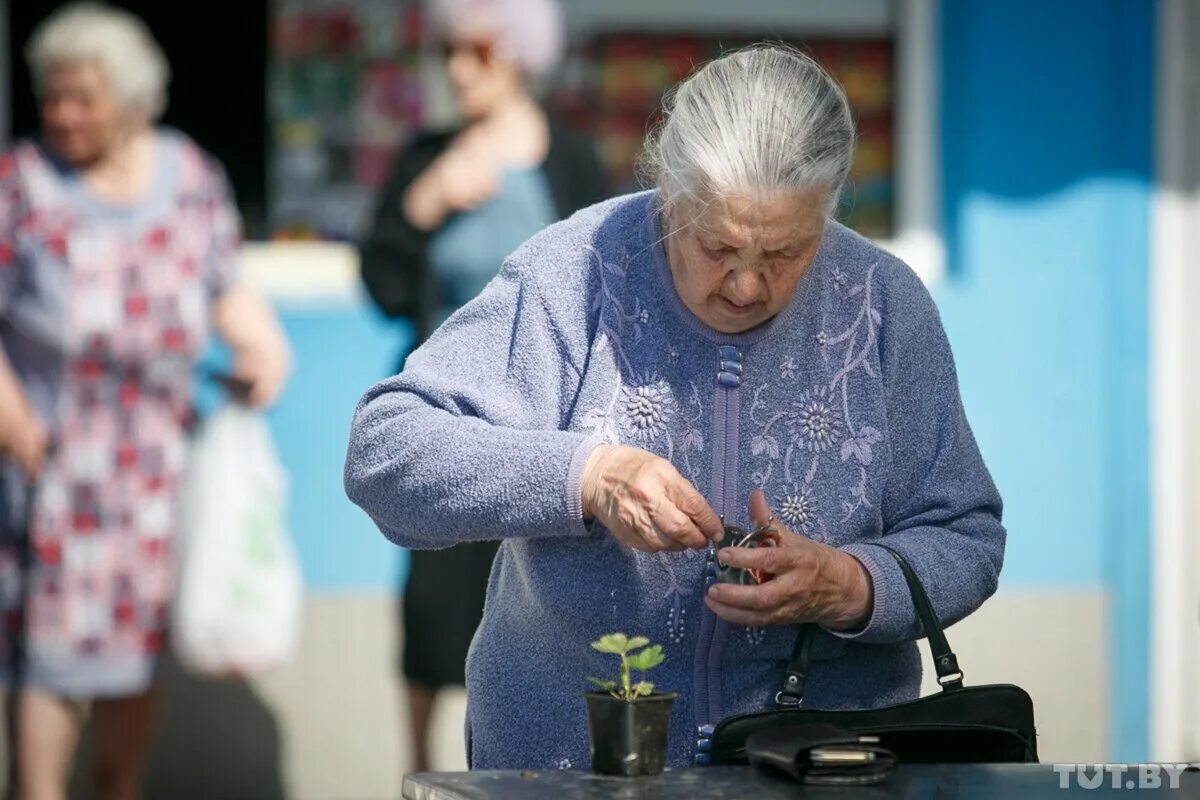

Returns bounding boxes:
[1151,0,1200,764]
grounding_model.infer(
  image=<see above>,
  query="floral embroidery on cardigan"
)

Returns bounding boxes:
[780,491,816,531]
[580,244,705,649]
[620,379,673,442]
[747,261,885,543]
[785,385,844,454]
[677,382,705,484]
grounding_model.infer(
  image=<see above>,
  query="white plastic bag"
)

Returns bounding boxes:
[173,403,301,676]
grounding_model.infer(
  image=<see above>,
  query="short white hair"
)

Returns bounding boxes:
[25,2,170,121]
[428,0,565,80]
[640,44,856,219]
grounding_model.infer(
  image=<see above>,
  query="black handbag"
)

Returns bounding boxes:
[710,543,1038,765]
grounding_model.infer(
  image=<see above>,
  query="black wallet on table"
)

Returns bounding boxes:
[746,722,896,785]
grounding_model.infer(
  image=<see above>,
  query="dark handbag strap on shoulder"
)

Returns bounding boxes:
[776,543,964,708]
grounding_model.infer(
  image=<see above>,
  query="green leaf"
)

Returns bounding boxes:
[591,633,630,655]
[586,677,617,691]
[626,645,665,672]
[626,636,650,651]
[632,681,655,697]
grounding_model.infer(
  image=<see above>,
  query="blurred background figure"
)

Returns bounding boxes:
[358,0,605,774]
[0,3,290,798]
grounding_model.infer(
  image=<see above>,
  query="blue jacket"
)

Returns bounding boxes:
[345,190,1005,770]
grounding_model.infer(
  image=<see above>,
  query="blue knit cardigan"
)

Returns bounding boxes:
[344,190,1005,770]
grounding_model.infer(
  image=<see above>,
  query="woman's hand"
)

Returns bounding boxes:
[705,489,873,630]
[0,344,48,481]
[212,287,292,409]
[0,408,48,482]
[403,145,499,231]
[231,346,289,409]
[581,443,723,553]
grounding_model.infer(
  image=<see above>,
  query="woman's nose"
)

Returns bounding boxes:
[724,266,764,304]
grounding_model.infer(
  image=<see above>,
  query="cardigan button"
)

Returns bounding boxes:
[718,345,742,362]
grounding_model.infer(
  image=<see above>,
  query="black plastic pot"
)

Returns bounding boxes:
[584,691,677,776]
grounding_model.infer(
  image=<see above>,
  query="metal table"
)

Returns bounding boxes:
[402,764,1200,799]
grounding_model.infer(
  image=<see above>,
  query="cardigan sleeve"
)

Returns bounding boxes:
[830,261,1006,646]
[344,252,601,550]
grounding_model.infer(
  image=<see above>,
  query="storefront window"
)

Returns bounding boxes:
[267,1,899,243]
[550,34,894,239]
[269,1,427,241]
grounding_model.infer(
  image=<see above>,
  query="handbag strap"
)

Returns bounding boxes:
[776,543,964,708]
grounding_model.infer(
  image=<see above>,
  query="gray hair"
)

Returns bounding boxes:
[25,2,171,121]
[640,44,856,219]
[428,0,565,80]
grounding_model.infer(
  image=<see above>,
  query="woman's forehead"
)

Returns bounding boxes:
[692,190,826,246]
[443,14,500,44]
[46,60,108,90]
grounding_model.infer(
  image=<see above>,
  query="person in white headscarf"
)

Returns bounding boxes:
[0,3,291,799]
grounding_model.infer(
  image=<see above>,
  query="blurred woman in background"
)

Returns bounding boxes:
[0,4,290,798]
[358,0,605,773]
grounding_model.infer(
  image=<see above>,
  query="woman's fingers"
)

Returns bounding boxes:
[707,577,788,612]
[17,423,47,481]
[704,594,770,628]
[647,497,707,550]
[583,444,720,553]
[748,488,773,528]
[667,478,723,541]
[716,543,789,573]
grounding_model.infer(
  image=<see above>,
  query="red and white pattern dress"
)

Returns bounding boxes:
[0,130,239,696]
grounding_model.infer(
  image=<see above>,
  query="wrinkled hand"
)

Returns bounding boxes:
[0,410,48,481]
[581,443,723,553]
[232,345,290,409]
[704,489,873,630]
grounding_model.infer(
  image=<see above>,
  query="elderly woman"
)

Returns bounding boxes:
[0,4,289,797]
[345,45,1004,770]
[360,0,604,773]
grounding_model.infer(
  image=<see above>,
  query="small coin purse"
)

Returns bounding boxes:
[715,524,781,585]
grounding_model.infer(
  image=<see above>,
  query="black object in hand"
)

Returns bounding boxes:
[206,370,254,403]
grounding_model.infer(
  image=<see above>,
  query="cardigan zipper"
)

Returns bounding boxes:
[694,345,743,764]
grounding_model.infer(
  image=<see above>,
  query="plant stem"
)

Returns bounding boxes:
[620,652,631,700]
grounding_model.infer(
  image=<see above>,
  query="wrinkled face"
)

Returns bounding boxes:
[665,190,828,334]
[442,27,523,120]
[39,61,127,167]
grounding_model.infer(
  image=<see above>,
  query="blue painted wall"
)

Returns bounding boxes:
[268,303,412,590]
[938,0,1153,760]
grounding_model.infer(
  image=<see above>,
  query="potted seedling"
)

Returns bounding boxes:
[584,633,676,777]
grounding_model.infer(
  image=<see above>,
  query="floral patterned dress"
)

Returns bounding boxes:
[0,130,239,696]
